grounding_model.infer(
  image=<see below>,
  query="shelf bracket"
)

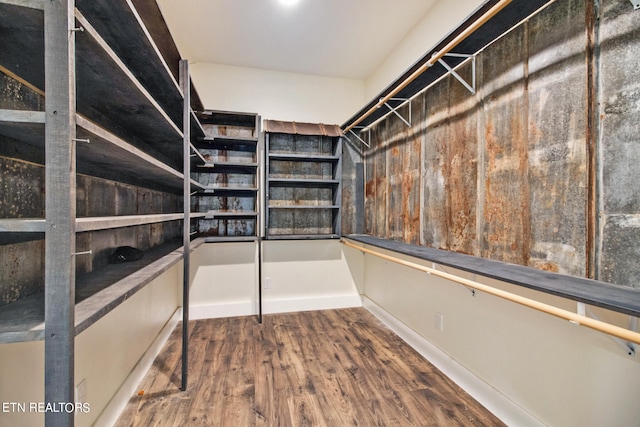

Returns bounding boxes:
[380,97,411,127]
[437,53,476,94]
[582,305,637,356]
[631,0,640,10]
[345,127,370,148]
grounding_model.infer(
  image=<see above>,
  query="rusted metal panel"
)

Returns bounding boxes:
[478,25,530,265]
[446,62,479,255]
[423,76,449,249]
[526,0,587,276]
[598,0,640,287]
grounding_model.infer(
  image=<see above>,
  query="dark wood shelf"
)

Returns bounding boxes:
[345,235,640,318]
[0,239,204,344]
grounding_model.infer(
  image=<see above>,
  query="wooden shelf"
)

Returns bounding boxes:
[268,205,339,210]
[0,239,204,344]
[197,136,259,152]
[0,110,187,193]
[268,178,340,187]
[265,234,341,241]
[200,211,258,219]
[193,162,258,173]
[268,153,340,162]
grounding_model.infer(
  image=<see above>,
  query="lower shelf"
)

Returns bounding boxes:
[0,238,204,344]
[264,234,341,241]
[204,235,259,243]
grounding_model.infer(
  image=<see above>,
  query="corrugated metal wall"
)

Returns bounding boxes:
[358,0,640,288]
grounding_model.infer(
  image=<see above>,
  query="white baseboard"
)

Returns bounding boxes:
[92,309,181,427]
[362,297,544,427]
[189,294,363,320]
[190,301,254,320]
[263,293,362,314]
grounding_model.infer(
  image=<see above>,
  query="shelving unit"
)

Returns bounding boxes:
[0,0,203,419]
[192,110,262,242]
[264,121,342,239]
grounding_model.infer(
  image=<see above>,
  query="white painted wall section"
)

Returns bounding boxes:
[364,0,485,100]
[190,63,364,125]
[356,242,640,427]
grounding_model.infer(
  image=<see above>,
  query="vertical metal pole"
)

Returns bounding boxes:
[256,115,263,324]
[180,59,190,391]
[44,0,76,426]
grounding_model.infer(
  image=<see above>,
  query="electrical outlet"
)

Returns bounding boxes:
[75,379,87,403]
[435,312,444,332]
[264,277,271,289]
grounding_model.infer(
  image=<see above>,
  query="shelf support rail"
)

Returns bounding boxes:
[341,0,513,135]
[341,239,640,348]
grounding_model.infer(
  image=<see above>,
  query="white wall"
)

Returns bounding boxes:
[0,263,180,427]
[364,0,484,100]
[191,62,364,125]
[354,242,640,427]
[189,240,362,318]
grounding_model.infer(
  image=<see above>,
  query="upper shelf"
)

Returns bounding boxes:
[0,109,187,193]
[268,153,340,163]
[0,2,204,173]
[197,136,259,152]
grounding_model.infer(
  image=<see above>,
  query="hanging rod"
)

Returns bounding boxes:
[342,0,513,134]
[341,239,640,346]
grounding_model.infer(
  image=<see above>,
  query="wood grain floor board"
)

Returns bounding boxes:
[115,308,505,427]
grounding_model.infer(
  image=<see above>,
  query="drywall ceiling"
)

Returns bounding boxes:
[155,0,437,80]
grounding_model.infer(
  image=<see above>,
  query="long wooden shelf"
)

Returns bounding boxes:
[268,178,340,187]
[268,153,340,162]
[345,235,640,318]
[0,110,188,193]
[0,213,205,234]
[0,238,204,344]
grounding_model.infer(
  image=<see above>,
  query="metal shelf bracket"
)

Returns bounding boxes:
[380,97,411,127]
[578,304,637,356]
[437,53,476,94]
[345,127,371,148]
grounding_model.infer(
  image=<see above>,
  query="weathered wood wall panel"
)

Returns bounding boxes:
[526,0,587,276]
[447,62,479,255]
[340,137,363,235]
[359,0,640,288]
[479,25,530,265]
[422,78,449,249]
[598,0,640,286]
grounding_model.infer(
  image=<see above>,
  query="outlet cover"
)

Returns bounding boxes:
[435,312,444,332]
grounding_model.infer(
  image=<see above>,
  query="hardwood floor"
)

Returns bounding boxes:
[116,308,505,426]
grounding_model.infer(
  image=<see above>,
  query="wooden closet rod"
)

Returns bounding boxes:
[342,0,513,134]
[341,239,640,346]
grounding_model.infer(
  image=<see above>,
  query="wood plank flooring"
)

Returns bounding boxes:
[116,308,505,426]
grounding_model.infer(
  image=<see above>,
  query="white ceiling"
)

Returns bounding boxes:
[156,0,437,80]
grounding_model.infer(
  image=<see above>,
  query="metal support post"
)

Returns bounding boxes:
[44,0,77,425]
[180,59,191,391]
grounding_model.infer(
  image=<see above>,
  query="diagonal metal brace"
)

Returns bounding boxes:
[381,98,411,127]
[345,127,370,148]
[438,53,476,94]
